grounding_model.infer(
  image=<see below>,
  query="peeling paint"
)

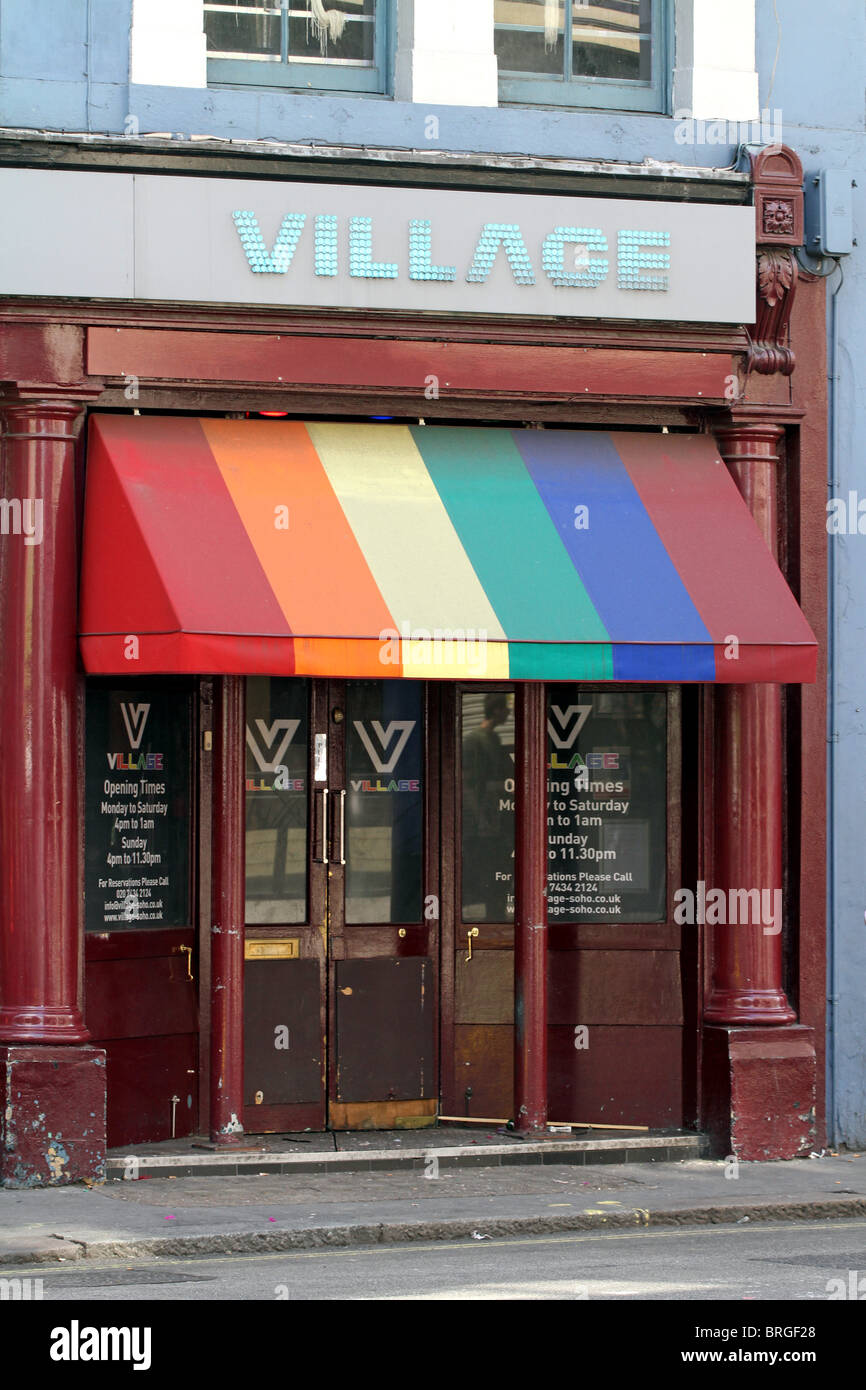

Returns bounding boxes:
[46,1142,69,1180]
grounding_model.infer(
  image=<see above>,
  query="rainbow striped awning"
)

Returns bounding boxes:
[80,417,817,683]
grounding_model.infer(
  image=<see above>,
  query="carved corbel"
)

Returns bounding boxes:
[746,147,804,377]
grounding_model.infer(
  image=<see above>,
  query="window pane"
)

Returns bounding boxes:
[495,0,565,75]
[288,1,375,64]
[205,4,281,57]
[245,678,309,924]
[85,686,192,931]
[547,689,666,922]
[572,0,653,83]
[461,690,516,923]
[346,681,423,925]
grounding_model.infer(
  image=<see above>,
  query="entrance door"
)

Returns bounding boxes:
[243,678,438,1132]
[441,684,684,1129]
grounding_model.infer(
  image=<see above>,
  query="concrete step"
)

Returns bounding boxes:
[106,1130,706,1180]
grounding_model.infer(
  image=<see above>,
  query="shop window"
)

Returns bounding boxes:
[204,0,388,95]
[546,688,667,922]
[460,687,668,925]
[494,0,667,113]
[85,684,193,931]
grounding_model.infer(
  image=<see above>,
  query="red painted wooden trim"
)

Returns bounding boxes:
[788,277,829,1141]
[6,300,749,354]
[87,328,735,401]
[85,927,195,962]
[513,683,548,1132]
[210,676,246,1144]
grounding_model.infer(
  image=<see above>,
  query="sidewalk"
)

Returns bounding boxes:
[2,1137,864,1266]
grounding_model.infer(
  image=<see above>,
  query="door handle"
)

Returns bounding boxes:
[315,787,329,864]
[336,789,346,867]
[178,945,194,981]
[465,928,479,962]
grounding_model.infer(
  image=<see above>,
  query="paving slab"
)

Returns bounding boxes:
[1,1153,864,1265]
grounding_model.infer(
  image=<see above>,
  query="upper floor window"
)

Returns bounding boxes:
[494,0,667,112]
[205,0,386,94]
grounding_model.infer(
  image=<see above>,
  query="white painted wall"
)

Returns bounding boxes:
[673,0,759,120]
[394,0,498,106]
[130,0,207,89]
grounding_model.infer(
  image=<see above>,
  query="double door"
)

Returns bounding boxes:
[243,678,439,1132]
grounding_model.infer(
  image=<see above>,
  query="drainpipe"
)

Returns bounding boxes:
[826,261,844,1145]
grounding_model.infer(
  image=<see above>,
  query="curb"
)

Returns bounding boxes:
[4,1196,866,1265]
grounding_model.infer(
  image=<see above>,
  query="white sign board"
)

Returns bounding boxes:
[0,168,756,323]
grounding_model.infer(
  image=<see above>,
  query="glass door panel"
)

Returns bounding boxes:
[245,677,309,924]
[460,689,516,924]
[345,680,424,925]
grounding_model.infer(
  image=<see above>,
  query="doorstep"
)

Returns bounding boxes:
[106,1125,706,1180]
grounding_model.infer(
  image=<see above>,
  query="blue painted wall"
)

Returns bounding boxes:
[0,0,130,131]
[1,1,864,1143]
[754,0,866,1148]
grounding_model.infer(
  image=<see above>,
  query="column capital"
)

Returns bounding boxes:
[0,383,104,404]
[714,419,785,469]
[0,386,103,436]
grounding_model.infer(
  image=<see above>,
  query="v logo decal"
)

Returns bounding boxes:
[353,720,415,775]
[246,719,301,773]
[120,702,151,750]
[547,704,592,750]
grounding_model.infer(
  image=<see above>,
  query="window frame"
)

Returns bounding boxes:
[205,0,391,96]
[496,0,671,114]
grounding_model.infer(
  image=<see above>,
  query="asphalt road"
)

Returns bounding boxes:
[5,1217,866,1302]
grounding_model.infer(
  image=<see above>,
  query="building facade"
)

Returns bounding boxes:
[0,0,847,1182]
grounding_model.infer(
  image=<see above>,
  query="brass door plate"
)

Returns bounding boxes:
[245,938,300,960]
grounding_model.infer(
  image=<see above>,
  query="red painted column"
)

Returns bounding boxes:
[706,422,794,1024]
[0,398,89,1043]
[513,681,548,1132]
[210,675,246,1143]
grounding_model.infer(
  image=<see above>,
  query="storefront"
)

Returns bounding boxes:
[0,141,826,1177]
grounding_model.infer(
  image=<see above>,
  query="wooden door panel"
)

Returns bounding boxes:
[103,1034,198,1148]
[86,955,196,1039]
[455,949,514,1024]
[548,949,683,1026]
[548,1024,683,1127]
[243,958,323,1107]
[335,957,434,1103]
[452,1024,514,1120]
